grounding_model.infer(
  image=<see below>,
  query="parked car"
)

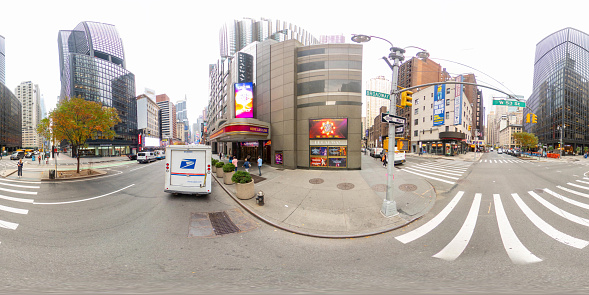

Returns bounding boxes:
[137,151,156,163]
[127,154,137,160]
[513,150,521,157]
[155,150,165,160]
[10,151,25,160]
[497,148,503,154]
[24,152,33,158]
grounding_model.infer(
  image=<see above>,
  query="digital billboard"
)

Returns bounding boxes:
[235,82,254,118]
[144,136,160,147]
[309,118,348,139]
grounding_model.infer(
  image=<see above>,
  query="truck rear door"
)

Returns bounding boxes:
[170,149,207,187]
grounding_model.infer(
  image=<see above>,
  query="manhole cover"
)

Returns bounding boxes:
[371,184,387,192]
[399,184,417,192]
[534,188,544,194]
[309,178,324,184]
[208,211,240,235]
[337,183,355,190]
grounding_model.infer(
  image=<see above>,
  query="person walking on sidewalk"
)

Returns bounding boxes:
[382,153,387,167]
[243,158,250,172]
[257,156,263,176]
[232,156,238,172]
[17,159,24,178]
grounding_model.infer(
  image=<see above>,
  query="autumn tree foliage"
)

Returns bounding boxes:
[512,132,539,151]
[37,97,120,173]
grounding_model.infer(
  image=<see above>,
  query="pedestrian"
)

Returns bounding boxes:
[257,156,262,176]
[219,151,223,160]
[382,153,387,167]
[243,158,250,173]
[38,153,41,165]
[17,159,24,178]
[232,156,238,172]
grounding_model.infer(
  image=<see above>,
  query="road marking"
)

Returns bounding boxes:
[415,163,467,173]
[0,178,41,184]
[396,191,464,244]
[543,188,589,211]
[0,186,37,195]
[130,162,159,172]
[528,191,589,227]
[0,219,18,230]
[0,181,40,189]
[514,193,587,249]
[403,166,461,178]
[33,184,135,205]
[399,169,456,184]
[556,185,589,200]
[494,194,542,264]
[567,182,589,191]
[433,193,481,261]
[0,204,28,214]
[0,194,34,203]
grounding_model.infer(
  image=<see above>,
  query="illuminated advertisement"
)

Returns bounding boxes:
[329,158,347,167]
[235,82,254,118]
[309,118,348,139]
[144,136,160,147]
[310,157,328,167]
[329,147,347,157]
[275,152,283,165]
[433,84,446,126]
[310,146,328,156]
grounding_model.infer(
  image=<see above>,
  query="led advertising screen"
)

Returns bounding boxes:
[235,82,254,118]
[309,118,348,139]
[310,157,328,167]
[144,136,160,147]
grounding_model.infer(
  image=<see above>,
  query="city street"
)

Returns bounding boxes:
[1,154,589,293]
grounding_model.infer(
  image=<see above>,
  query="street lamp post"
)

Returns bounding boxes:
[352,34,428,217]
[558,125,566,157]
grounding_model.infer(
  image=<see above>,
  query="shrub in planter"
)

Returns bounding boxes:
[211,158,218,172]
[222,163,235,172]
[232,171,254,199]
[215,161,225,177]
[215,161,224,168]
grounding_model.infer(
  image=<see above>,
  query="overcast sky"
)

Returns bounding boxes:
[2,0,589,126]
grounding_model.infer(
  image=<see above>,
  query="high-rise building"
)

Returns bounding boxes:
[320,35,345,44]
[58,21,138,156]
[0,35,5,85]
[0,35,22,153]
[176,97,190,142]
[15,81,41,149]
[136,94,160,138]
[219,17,319,59]
[365,76,390,147]
[156,94,176,144]
[526,27,589,154]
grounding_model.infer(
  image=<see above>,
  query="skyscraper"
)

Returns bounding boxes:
[0,35,22,153]
[15,81,41,149]
[58,21,137,156]
[526,27,589,154]
[0,35,5,85]
[156,94,176,144]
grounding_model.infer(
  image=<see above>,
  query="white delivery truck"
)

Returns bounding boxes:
[164,145,212,195]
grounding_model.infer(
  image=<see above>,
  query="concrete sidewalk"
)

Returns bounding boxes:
[213,153,437,238]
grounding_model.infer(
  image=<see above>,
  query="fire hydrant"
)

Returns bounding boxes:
[256,190,264,206]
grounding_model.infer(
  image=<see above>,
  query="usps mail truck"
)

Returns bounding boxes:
[164,145,212,195]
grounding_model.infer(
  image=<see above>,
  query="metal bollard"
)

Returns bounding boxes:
[255,190,264,206]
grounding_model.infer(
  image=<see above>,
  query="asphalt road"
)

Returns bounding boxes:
[1,155,589,294]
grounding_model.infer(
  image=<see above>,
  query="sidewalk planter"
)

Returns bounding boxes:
[215,161,225,178]
[222,163,235,184]
[211,158,218,173]
[232,171,254,200]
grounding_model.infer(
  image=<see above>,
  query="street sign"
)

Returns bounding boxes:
[381,113,406,125]
[492,99,526,107]
[366,90,390,100]
[395,126,404,135]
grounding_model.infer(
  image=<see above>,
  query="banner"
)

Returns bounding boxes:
[454,76,462,125]
[433,84,446,126]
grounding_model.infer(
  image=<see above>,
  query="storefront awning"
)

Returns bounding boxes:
[209,120,270,142]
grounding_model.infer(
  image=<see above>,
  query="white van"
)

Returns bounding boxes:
[164,145,212,195]
[137,151,156,163]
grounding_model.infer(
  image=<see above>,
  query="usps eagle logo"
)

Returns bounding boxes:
[180,159,196,169]
[320,120,336,137]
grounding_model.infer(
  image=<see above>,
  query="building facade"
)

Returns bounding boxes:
[364,76,390,147]
[0,82,21,153]
[0,35,5,85]
[58,21,138,156]
[156,94,176,145]
[15,81,41,149]
[525,27,589,155]
[207,39,362,169]
[136,94,160,138]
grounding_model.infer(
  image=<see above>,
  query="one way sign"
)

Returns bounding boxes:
[381,113,406,125]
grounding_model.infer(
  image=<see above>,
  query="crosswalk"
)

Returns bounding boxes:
[478,159,530,164]
[395,178,589,264]
[398,160,471,184]
[0,177,40,245]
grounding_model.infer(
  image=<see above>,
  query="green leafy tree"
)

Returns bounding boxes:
[37,97,120,173]
[512,132,539,151]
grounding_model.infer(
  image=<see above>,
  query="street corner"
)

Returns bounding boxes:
[390,175,437,220]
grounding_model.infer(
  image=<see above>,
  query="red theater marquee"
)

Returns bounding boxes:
[210,124,269,140]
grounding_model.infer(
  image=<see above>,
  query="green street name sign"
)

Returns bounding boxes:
[492,99,526,107]
[366,90,390,100]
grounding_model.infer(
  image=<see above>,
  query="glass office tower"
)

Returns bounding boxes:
[526,27,589,155]
[0,35,5,85]
[58,21,137,156]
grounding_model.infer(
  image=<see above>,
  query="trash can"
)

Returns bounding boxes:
[49,170,56,179]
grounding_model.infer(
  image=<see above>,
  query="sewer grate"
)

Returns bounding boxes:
[371,184,387,192]
[337,183,355,190]
[399,184,417,192]
[208,211,240,235]
[250,175,267,184]
[534,188,544,194]
[309,178,324,184]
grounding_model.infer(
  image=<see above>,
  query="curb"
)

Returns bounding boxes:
[212,173,428,239]
[40,169,108,181]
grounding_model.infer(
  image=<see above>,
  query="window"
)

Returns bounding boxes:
[446,99,451,106]
[446,112,449,118]
[414,119,419,125]
[422,117,425,122]
[430,115,433,121]
[414,108,419,115]
[415,99,419,105]
[423,106,425,111]
[414,130,418,136]
[431,103,433,109]
[446,87,451,94]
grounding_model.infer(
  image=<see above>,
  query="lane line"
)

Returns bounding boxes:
[0,219,18,230]
[494,194,542,264]
[433,193,481,261]
[528,191,589,227]
[0,204,28,215]
[33,184,135,205]
[129,162,159,172]
[545,188,589,210]
[399,169,456,184]
[515,193,587,249]
[395,191,464,244]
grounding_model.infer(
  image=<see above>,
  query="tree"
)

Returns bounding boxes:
[38,97,120,173]
[512,132,539,151]
[36,117,58,173]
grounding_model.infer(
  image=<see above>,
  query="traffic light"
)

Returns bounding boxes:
[532,114,538,123]
[400,90,413,108]
[526,113,531,123]
[468,125,471,131]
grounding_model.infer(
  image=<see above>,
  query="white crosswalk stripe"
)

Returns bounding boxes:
[398,160,471,184]
[0,176,41,245]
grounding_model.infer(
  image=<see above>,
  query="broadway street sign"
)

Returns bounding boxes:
[492,99,526,107]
